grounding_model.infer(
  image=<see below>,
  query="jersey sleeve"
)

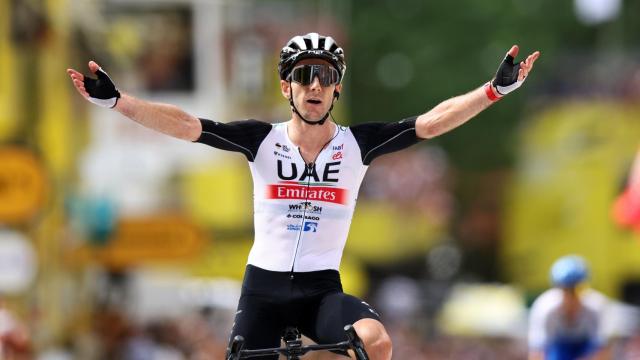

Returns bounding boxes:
[194,118,273,162]
[584,290,609,348]
[528,298,550,351]
[349,116,422,165]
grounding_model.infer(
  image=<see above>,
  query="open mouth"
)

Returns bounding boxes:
[306,99,322,105]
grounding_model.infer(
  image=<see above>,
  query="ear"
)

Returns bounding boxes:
[334,83,342,100]
[280,80,291,100]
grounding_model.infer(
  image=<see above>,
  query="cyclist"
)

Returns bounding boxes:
[67,32,540,359]
[528,255,610,360]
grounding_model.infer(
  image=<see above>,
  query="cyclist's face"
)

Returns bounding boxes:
[281,59,342,122]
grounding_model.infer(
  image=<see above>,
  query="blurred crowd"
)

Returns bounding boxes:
[2,298,639,359]
[2,273,639,360]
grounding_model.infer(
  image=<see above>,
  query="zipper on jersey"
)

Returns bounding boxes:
[288,126,340,278]
[290,155,314,279]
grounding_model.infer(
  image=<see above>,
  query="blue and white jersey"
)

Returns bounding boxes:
[195,118,420,272]
[529,288,609,360]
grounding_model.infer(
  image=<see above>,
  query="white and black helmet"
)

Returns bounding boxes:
[278,32,346,82]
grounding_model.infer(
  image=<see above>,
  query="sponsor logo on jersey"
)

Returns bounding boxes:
[273,151,292,160]
[286,222,317,232]
[277,160,340,182]
[286,214,320,220]
[332,151,343,160]
[288,202,323,214]
[332,144,344,151]
[303,221,318,232]
[275,143,290,152]
[267,182,347,204]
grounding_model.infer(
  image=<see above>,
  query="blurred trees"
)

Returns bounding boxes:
[348,0,639,170]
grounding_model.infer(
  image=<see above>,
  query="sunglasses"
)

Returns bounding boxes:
[289,64,340,87]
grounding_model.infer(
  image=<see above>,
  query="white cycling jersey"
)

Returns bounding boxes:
[196,118,420,272]
[528,288,608,354]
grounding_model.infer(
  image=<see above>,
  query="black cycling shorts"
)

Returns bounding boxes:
[227,265,381,358]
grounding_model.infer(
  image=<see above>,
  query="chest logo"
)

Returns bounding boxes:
[275,143,291,152]
[277,160,340,182]
[266,182,347,204]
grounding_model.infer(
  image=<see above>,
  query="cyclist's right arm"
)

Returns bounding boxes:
[67,60,201,141]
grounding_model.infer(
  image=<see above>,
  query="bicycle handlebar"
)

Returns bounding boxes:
[227,324,369,360]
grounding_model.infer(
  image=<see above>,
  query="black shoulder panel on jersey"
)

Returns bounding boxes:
[194,119,273,162]
[350,116,421,165]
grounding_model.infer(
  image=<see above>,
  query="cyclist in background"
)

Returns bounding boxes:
[528,255,610,360]
[67,33,540,360]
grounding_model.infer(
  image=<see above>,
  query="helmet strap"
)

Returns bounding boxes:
[288,85,333,126]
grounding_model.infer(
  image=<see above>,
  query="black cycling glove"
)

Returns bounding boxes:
[492,53,523,96]
[84,67,121,108]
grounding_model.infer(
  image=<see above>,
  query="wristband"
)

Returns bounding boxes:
[484,82,502,102]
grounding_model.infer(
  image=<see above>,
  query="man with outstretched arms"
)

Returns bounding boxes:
[67,33,540,359]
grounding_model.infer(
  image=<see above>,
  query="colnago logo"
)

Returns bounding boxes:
[267,182,347,204]
[287,214,320,220]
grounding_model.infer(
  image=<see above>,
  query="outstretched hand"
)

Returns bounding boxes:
[67,61,100,98]
[505,45,541,82]
[487,45,541,100]
[66,61,120,108]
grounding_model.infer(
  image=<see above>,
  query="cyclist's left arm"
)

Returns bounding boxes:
[415,86,492,139]
[350,117,422,165]
[416,45,540,139]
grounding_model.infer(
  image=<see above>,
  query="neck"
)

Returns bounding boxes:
[288,116,336,149]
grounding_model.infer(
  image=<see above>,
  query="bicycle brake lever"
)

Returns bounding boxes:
[227,335,245,360]
[344,325,370,360]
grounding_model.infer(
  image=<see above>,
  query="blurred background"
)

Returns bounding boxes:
[1,0,640,358]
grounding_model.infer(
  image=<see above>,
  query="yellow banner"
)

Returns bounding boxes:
[0,0,17,141]
[73,215,207,269]
[502,102,640,297]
